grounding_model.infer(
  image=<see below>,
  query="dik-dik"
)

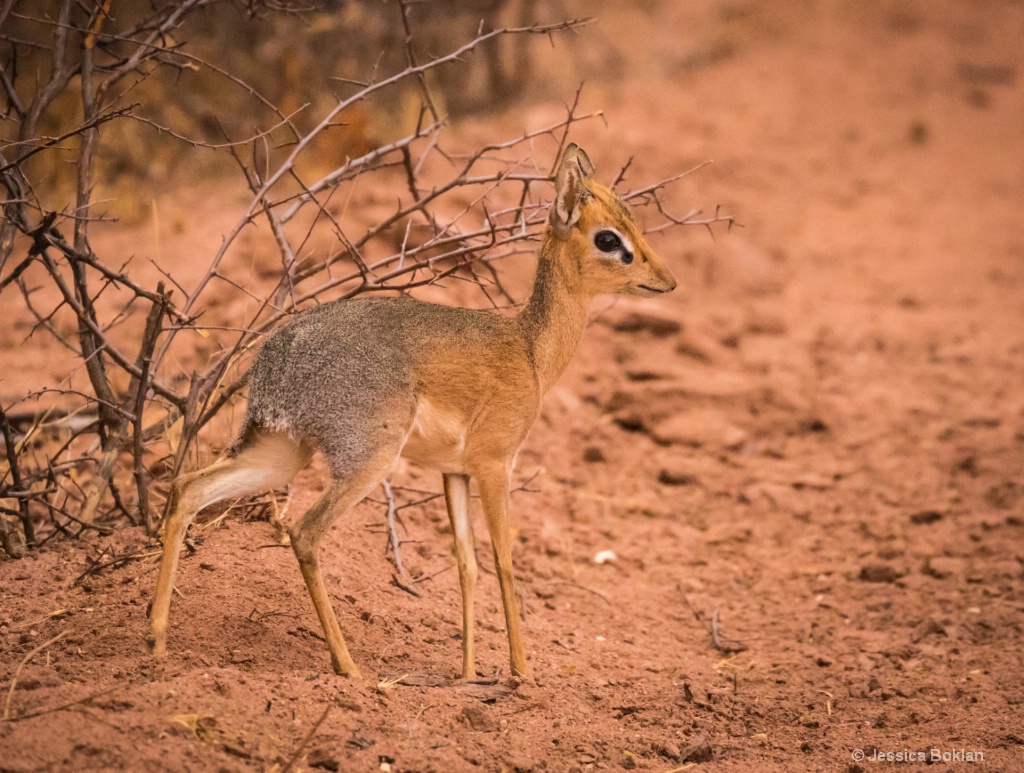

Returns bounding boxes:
[147,143,677,680]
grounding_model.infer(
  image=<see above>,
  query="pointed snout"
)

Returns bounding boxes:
[639,250,678,294]
[659,267,678,293]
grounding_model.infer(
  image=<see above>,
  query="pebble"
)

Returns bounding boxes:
[658,460,701,487]
[910,510,944,525]
[922,556,968,579]
[659,741,681,761]
[858,564,902,583]
[460,704,497,732]
[606,309,681,337]
[650,410,747,450]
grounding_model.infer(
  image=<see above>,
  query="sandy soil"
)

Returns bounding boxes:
[3,1,1024,770]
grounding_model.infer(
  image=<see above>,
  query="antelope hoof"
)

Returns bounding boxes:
[145,631,166,657]
[510,666,534,685]
[332,660,361,679]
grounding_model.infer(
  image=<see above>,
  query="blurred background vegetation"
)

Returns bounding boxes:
[0,0,639,551]
[1,0,590,217]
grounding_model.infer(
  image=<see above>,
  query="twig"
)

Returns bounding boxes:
[0,105,136,176]
[552,579,612,605]
[280,704,332,773]
[153,17,592,371]
[681,594,747,654]
[710,609,747,653]
[72,545,160,585]
[132,286,168,535]
[382,480,421,598]
[3,684,124,723]
[412,562,455,585]
[3,629,69,721]
[0,402,33,546]
[0,6,728,559]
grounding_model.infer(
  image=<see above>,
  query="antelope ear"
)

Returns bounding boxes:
[549,143,594,239]
[573,145,595,178]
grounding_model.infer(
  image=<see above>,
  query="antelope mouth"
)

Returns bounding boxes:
[637,283,670,294]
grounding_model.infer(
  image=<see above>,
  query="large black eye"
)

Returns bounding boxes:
[594,229,621,253]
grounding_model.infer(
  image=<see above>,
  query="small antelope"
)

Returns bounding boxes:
[147,143,677,679]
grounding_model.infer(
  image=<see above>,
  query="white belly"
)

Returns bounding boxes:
[401,397,469,473]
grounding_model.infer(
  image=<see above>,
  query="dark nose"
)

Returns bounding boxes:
[659,266,678,293]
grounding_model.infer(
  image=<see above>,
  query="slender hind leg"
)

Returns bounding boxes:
[443,473,478,680]
[288,445,405,677]
[147,431,311,656]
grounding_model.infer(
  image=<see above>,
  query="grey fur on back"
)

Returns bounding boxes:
[237,296,526,473]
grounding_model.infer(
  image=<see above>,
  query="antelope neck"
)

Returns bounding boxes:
[517,235,594,392]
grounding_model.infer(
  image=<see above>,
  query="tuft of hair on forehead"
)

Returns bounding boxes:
[584,179,640,229]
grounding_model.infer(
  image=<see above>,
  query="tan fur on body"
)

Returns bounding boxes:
[146,144,677,679]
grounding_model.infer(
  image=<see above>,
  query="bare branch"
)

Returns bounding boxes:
[0,5,731,554]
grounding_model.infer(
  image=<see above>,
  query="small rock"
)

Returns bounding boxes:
[459,704,497,732]
[605,389,637,413]
[954,454,980,476]
[744,305,788,335]
[802,417,829,433]
[722,425,748,450]
[658,458,701,487]
[910,619,947,643]
[992,560,1022,579]
[613,412,646,433]
[679,735,714,763]
[963,414,1001,428]
[675,329,725,363]
[910,510,943,525]
[508,754,539,772]
[985,482,1019,509]
[658,741,682,761]
[858,564,902,583]
[922,556,968,579]
[308,748,340,771]
[908,121,929,145]
[607,310,681,338]
[791,473,834,491]
[650,410,746,449]
[743,482,803,513]
[582,446,606,463]
[9,668,62,692]
[624,366,674,382]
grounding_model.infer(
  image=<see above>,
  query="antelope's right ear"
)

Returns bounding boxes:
[549,143,594,239]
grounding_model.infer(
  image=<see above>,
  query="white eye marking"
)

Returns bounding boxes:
[614,229,634,257]
[592,227,634,260]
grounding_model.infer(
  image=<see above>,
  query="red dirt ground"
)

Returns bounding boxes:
[3,1,1024,770]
